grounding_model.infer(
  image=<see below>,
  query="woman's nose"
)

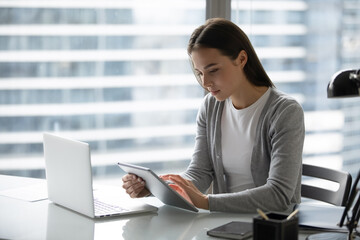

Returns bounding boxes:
[202,75,211,87]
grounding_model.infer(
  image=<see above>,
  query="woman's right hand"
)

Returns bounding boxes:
[122,173,150,198]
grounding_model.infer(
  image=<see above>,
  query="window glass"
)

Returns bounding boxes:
[0,0,205,181]
[232,0,360,177]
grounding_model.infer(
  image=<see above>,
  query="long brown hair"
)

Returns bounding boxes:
[188,18,274,88]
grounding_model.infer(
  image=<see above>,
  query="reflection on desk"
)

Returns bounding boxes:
[0,175,315,240]
[46,202,256,240]
[47,203,156,240]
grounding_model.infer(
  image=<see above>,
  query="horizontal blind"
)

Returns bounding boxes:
[0,0,205,177]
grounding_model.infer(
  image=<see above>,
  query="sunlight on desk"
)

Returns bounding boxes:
[0,183,47,202]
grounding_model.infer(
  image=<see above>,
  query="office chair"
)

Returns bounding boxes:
[301,164,352,206]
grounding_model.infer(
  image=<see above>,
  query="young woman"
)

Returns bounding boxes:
[122,18,305,213]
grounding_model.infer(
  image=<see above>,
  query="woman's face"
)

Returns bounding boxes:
[190,47,246,102]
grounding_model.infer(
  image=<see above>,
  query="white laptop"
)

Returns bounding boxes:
[43,133,158,218]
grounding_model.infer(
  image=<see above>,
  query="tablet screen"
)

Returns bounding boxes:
[118,162,198,212]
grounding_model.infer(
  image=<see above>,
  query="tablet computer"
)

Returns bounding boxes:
[117,162,198,212]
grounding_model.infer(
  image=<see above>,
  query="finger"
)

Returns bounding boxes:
[123,175,144,186]
[122,180,136,189]
[159,174,176,180]
[161,174,185,183]
[124,178,145,190]
[168,184,194,204]
[169,175,190,186]
[126,181,145,197]
[122,173,137,182]
[122,176,144,190]
[129,185,146,198]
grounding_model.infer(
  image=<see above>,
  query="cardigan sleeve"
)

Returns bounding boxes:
[181,95,215,193]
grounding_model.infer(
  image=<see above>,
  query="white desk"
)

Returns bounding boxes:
[0,175,315,240]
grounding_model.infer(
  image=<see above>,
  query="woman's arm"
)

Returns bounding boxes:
[181,95,215,193]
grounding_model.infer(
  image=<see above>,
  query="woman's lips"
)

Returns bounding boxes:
[209,89,220,95]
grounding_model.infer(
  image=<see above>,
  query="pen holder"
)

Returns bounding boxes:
[253,212,298,240]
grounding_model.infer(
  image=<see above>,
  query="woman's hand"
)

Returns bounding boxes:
[122,174,150,198]
[161,174,209,210]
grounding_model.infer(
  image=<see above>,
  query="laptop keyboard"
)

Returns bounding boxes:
[94,199,128,216]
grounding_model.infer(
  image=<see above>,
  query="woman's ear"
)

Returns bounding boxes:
[235,50,247,67]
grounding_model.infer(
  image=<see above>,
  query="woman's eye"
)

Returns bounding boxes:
[209,69,218,73]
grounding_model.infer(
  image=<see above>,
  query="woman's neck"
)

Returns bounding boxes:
[230,85,269,110]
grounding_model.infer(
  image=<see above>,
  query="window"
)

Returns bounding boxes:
[232,0,360,178]
[0,0,205,181]
[1,0,359,183]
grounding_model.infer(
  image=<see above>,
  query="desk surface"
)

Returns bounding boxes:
[0,175,315,240]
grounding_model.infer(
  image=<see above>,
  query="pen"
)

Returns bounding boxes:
[286,209,299,220]
[257,208,269,220]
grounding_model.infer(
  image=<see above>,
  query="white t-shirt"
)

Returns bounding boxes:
[221,88,271,193]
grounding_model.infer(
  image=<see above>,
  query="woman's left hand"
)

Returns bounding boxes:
[160,174,209,210]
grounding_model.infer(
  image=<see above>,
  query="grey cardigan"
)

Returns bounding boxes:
[182,88,305,213]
